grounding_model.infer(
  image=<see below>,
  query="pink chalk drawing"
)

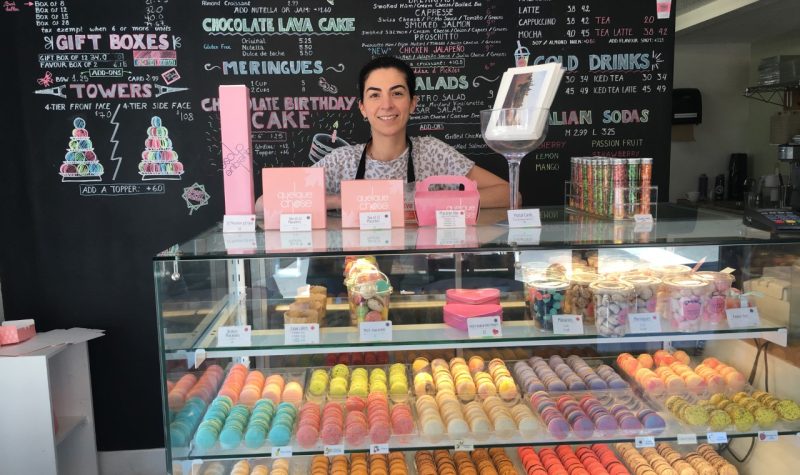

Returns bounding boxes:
[37,71,53,87]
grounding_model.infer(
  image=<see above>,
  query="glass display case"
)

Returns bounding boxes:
[155,205,800,475]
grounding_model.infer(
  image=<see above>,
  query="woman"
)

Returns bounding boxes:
[314,56,510,209]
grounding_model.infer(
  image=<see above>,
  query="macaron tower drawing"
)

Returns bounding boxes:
[139,116,185,180]
[59,117,104,182]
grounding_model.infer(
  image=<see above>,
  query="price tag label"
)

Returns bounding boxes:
[628,313,662,333]
[454,439,474,451]
[467,316,503,339]
[359,211,392,230]
[284,323,320,345]
[370,443,389,455]
[635,436,655,448]
[553,314,584,335]
[223,214,256,233]
[280,213,312,232]
[217,325,252,346]
[677,433,698,445]
[359,321,393,342]
[634,213,653,223]
[436,210,467,228]
[507,208,541,228]
[324,445,345,456]
[726,307,760,328]
[707,432,728,444]
[758,430,779,442]
[271,446,292,458]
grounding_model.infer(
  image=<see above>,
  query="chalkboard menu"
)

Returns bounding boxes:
[3,0,675,450]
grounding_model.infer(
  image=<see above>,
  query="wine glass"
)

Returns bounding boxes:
[480,108,549,210]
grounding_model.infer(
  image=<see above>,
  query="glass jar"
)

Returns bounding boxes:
[525,277,569,332]
[590,279,634,337]
[695,271,735,324]
[564,271,599,324]
[620,274,661,314]
[660,276,712,332]
[347,270,392,324]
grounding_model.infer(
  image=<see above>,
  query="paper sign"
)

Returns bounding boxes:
[507,209,541,227]
[721,267,736,274]
[436,210,467,228]
[726,307,760,328]
[628,313,662,333]
[553,314,584,335]
[324,445,345,456]
[187,348,206,370]
[707,432,728,444]
[271,446,292,458]
[677,433,698,445]
[758,430,779,442]
[360,211,392,230]
[635,436,655,448]
[467,316,503,339]
[634,213,653,223]
[280,213,312,232]
[223,214,257,233]
[284,323,320,345]
[370,443,389,455]
[454,440,474,451]
[217,325,252,346]
[359,321,393,342]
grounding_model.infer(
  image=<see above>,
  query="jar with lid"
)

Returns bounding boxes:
[660,276,712,332]
[525,277,569,332]
[695,271,735,324]
[620,273,661,314]
[564,271,599,324]
[590,279,634,336]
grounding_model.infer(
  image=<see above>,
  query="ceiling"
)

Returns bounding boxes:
[675,0,800,44]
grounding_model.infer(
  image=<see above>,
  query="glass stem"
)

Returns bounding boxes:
[507,156,522,210]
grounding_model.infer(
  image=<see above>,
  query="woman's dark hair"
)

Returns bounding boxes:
[358,56,416,100]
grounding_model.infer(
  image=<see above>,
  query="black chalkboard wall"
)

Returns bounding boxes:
[1,1,675,450]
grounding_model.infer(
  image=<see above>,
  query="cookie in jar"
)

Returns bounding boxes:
[620,273,661,314]
[564,271,598,324]
[347,270,392,324]
[695,271,735,324]
[525,277,569,332]
[590,279,634,337]
[661,276,712,332]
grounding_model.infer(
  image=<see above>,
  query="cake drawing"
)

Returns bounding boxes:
[139,116,184,181]
[59,117,104,182]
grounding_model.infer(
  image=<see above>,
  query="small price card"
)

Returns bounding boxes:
[324,445,345,456]
[223,214,257,233]
[758,430,779,442]
[677,433,698,445]
[635,436,655,448]
[707,432,728,444]
[467,316,503,339]
[280,213,312,232]
[628,313,662,333]
[553,314,584,335]
[454,439,474,451]
[217,325,252,346]
[359,321,393,342]
[436,210,467,228]
[284,323,320,345]
[726,307,760,328]
[634,213,653,223]
[507,208,541,227]
[271,446,292,458]
[370,443,389,455]
[359,211,392,230]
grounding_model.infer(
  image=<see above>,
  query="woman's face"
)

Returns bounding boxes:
[359,67,417,140]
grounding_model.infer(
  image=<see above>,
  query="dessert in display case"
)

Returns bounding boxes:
[155,206,800,475]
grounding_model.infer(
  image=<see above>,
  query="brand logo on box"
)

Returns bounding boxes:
[262,167,326,230]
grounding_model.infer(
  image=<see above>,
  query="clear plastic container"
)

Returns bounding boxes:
[564,271,599,325]
[347,270,392,324]
[649,263,692,278]
[695,271,735,324]
[620,273,661,314]
[660,276,712,332]
[525,277,569,332]
[590,279,634,337]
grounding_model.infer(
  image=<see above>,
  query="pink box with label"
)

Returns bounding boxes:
[414,175,480,226]
[340,180,405,228]
[446,288,501,305]
[443,303,503,331]
[0,319,36,346]
[262,167,326,229]
[219,85,255,216]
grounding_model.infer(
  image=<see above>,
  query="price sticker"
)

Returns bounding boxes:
[217,325,252,346]
[284,323,320,345]
[726,307,760,328]
[359,211,392,230]
[280,213,312,232]
[359,321,393,342]
[507,208,541,228]
[324,445,345,456]
[635,436,655,448]
[271,446,293,458]
[677,433,698,445]
[628,313,662,333]
[223,214,256,233]
[370,443,389,455]
[436,210,467,228]
[553,314,584,335]
[758,430,779,442]
[707,432,728,444]
[454,439,474,451]
[467,316,503,339]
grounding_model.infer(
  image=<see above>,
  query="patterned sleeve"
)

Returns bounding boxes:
[422,136,474,176]
[312,146,354,194]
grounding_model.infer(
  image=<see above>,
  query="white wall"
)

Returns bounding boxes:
[669,43,752,202]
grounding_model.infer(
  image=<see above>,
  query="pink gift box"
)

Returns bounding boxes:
[446,288,501,305]
[340,180,405,228]
[414,175,480,226]
[219,85,255,216]
[443,303,502,331]
[0,319,36,346]
[261,167,326,229]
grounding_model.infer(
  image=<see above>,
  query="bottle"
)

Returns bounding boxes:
[728,153,747,200]
[698,174,708,200]
[714,174,725,201]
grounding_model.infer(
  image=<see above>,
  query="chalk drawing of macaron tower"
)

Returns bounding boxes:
[59,117,104,182]
[139,116,185,181]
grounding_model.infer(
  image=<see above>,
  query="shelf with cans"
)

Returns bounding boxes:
[565,157,656,220]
